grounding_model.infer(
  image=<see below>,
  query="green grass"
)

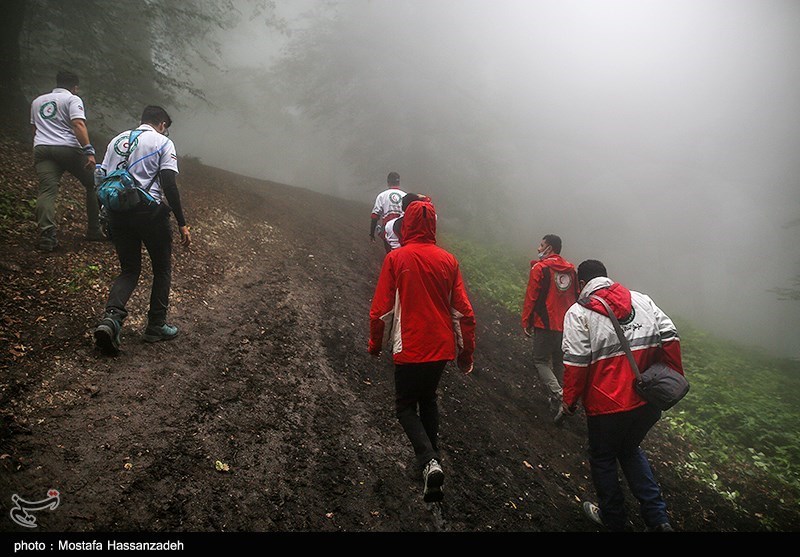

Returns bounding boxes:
[666,320,800,493]
[442,234,529,314]
[441,233,800,517]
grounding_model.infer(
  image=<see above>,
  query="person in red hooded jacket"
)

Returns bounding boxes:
[521,234,579,424]
[368,198,475,504]
[561,259,684,532]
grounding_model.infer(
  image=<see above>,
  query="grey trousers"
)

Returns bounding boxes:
[34,145,100,235]
[532,328,564,399]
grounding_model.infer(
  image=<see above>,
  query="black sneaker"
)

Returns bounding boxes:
[422,459,444,503]
[143,323,178,343]
[94,318,121,356]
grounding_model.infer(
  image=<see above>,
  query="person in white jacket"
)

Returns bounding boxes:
[561,259,684,532]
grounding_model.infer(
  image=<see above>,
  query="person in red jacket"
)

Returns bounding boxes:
[368,199,476,504]
[521,234,579,424]
[561,259,684,532]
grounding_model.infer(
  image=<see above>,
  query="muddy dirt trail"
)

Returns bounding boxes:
[1,146,797,536]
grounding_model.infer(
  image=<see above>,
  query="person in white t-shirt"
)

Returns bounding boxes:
[30,70,102,251]
[369,171,406,254]
[93,106,191,356]
[384,192,431,251]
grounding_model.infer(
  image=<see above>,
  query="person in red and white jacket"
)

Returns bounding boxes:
[368,199,475,503]
[521,234,579,423]
[561,259,684,532]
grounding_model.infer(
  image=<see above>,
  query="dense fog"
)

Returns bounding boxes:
[25,1,796,358]
[173,1,799,358]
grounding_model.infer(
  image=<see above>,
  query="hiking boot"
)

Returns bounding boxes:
[553,404,566,427]
[37,227,58,249]
[422,458,444,503]
[37,231,58,252]
[646,522,675,532]
[94,318,121,356]
[549,395,566,426]
[583,501,604,528]
[143,323,178,343]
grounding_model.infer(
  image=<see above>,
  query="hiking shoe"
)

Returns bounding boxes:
[143,323,178,343]
[94,318,121,356]
[37,228,58,252]
[37,237,58,252]
[646,522,675,532]
[422,459,444,503]
[553,404,566,426]
[583,501,604,527]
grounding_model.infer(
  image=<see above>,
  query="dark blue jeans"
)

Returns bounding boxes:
[586,403,669,531]
[394,360,446,472]
[105,206,172,327]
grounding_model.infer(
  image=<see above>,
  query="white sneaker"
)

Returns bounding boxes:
[422,459,444,503]
[583,501,604,527]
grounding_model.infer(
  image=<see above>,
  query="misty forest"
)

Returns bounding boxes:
[1,0,799,536]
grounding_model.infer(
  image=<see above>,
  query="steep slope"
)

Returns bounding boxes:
[1,137,796,533]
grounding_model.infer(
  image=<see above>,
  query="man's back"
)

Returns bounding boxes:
[562,276,683,416]
[372,188,406,224]
[522,253,578,332]
[369,201,475,366]
[102,125,179,203]
[31,88,84,148]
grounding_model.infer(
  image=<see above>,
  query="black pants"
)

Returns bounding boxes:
[394,360,447,472]
[105,207,172,327]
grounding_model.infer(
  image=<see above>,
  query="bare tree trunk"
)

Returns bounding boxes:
[0,0,28,138]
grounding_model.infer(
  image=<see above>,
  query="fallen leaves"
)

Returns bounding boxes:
[215,460,230,472]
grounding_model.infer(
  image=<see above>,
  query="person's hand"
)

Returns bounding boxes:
[84,153,96,170]
[368,341,381,357]
[179,225,191,248]
[562,401,576,416]
[458,354,473,374]
[523,326,532,337]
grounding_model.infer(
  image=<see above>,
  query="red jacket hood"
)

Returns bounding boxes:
[531,254,576,273]
[401,200,436,245]
[581,278,633,320]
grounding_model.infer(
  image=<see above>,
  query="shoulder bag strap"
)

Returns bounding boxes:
[127,133,170,194]
[122,129,144,168]
[590,294,643,381]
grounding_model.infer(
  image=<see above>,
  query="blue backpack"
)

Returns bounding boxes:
[96,129,159,212]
